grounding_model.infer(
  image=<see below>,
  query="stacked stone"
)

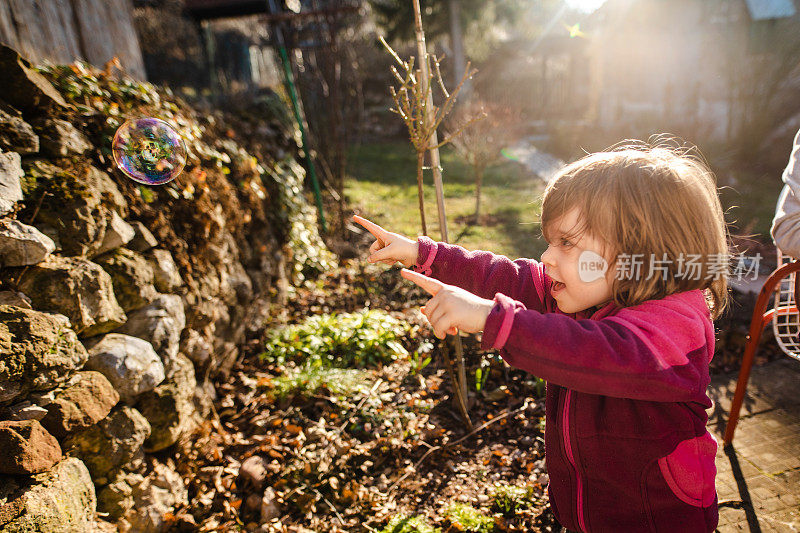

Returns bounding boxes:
[0,38,323,530]
[0,46,201,533]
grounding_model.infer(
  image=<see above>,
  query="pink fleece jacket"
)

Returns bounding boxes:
[411,236,718,533]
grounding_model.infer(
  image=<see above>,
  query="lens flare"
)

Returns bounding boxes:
[500,147,520,162]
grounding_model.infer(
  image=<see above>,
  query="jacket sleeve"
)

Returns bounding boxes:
[480,293,711,402]
[772,128,800,258]
[410,235,555,314]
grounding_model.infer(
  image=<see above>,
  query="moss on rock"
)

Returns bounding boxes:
[0,305,88,405]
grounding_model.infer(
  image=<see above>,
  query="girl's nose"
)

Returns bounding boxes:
[541,245,555,267]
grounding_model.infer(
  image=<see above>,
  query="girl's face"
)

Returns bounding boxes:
[541,207,615,314]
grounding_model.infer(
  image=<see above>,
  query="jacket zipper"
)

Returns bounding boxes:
[562,389,587,532]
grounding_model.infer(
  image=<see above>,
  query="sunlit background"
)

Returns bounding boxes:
[564,0,606,12]
[1,0,798,242]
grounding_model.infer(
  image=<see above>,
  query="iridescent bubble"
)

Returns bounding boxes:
[112,118,186,185]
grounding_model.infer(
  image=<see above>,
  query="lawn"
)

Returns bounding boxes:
[345,140,548,261]
[345,140,781,263]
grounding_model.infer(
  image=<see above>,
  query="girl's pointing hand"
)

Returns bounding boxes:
[352,214,419,268]
[400,268,494,340]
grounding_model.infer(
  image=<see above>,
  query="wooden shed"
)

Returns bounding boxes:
[0,0,146,79]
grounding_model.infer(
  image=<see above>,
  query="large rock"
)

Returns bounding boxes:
[0,305,88,405]
[196,233,253,305]
[0,151,23,216]
[30,117,91,157]
[95,248,158,312]
[0,218,56,266]
[117,462,188,533]
[85,333,165,403]
[147,248,183,293]
[180,328,212,366]
[63,406,151,485]
[0,420,61,475]
[0,105,39,154]
[96,471,145,520]
[39,371,120,439]
[116,294,185,364]
[14,255,127,337]
[136,354,197,452]
[86,165,128,218]
[0,44,68,113]
[94,211,135,257]
[19,160,127,256]
[0,458,96,533]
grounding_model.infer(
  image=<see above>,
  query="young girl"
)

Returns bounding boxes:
[352,144,728,532]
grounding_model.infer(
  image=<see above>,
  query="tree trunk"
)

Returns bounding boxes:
[417,151,427,236]
[412,0,471,429]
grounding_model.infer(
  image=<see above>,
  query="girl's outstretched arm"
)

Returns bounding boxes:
[411,235,555,314]
[480,290,713,403]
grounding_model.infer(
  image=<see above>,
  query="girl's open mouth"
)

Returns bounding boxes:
[552,280,566,293]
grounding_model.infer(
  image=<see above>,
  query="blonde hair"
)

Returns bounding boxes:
[541,141,730,320]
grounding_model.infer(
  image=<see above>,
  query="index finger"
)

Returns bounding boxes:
[400,268,443,296]
[352,214,388,243]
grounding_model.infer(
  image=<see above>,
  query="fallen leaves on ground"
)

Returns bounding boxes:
[170,259,562,532]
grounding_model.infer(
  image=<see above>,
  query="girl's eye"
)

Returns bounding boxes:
[560,238,573,247]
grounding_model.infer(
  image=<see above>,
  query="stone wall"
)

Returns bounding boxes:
[0,44,336,532]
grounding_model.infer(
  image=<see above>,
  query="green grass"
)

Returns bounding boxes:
[346,141,778,264]
[346,141,548,261]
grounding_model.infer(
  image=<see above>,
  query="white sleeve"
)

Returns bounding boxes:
[771,129,800,258]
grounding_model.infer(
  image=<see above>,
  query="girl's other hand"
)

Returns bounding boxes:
[352,214,419,268]
[400,268,494,339]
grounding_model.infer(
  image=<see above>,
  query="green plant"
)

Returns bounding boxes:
[531,376,546,398]
[408,341,434,375]
[267,158,337,284]
[490,484,537,516]
[474,357,491,392]
[443,503,495,533]
[261,309,416,369]
[270,367,371,400]
[380,514,441,533]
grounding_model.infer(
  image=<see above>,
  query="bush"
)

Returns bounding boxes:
[380,514,441,533]
[261,309,425,369]
[490,484,537,516]
[442,503,495,533]
[270,367,372,400]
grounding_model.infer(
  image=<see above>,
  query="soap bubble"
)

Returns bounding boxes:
[112,118,186,185]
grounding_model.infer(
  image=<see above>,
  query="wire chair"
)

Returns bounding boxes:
[723,249,800,446]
